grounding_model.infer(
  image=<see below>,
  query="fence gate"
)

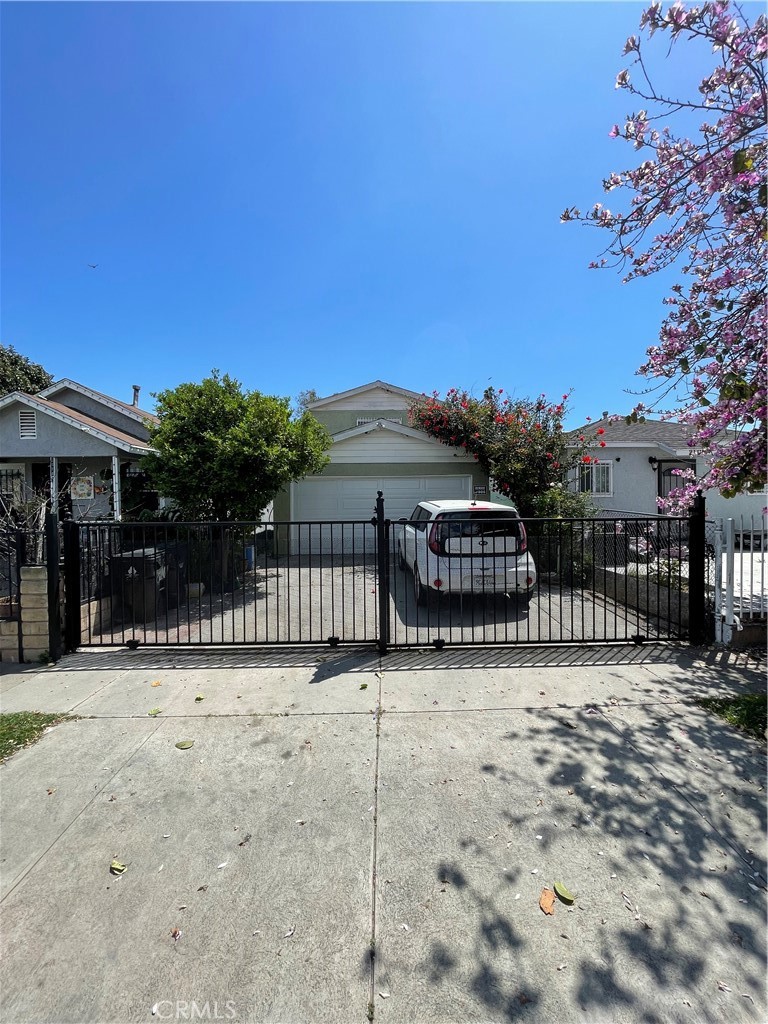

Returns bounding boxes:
[63,495,707,652]
[66,517,380,649]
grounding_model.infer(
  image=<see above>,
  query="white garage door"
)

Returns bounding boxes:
[291,475,473,553]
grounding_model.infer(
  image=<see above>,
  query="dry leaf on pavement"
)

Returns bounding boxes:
[539,888,556,915]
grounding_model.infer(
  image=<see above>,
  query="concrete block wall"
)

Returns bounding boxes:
[0,566,51,664]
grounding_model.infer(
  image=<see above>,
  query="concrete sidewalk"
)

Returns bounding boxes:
[1,643,765,1024]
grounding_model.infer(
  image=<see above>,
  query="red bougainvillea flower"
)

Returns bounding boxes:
[599,441,606,448]
[596,427,605,435]
[582,455,592,464]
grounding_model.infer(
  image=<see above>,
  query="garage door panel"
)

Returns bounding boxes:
[293,475,473,552]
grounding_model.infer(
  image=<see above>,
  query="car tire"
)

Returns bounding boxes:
[518,591,532,607]
[397,544,407,572]
[414,565,428,606]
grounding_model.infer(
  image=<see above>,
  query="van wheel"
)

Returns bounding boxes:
[397,545,406,572]
[414,565,428,606]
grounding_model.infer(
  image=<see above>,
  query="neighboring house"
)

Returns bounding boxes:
[274,381,489,527]
[0,379,157,521]
[568,416,767,522]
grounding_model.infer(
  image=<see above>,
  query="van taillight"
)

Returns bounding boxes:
[518,523,528,554]
[428,519,442,556]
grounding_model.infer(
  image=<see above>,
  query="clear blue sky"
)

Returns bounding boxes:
[0,1,744,426]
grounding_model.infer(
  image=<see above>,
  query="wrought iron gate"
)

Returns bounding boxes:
[62,493,708,651]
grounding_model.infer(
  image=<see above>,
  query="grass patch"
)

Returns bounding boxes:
[0,712,73,764]
[696,693,767,742]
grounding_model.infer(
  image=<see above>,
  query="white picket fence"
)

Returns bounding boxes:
[712,515,767,644]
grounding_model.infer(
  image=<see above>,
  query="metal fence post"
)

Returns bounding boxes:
[62,520,82,653]
[375,491,390,654]
[14,529,25,663]
[45,514,62,662]
[688,490,707,644]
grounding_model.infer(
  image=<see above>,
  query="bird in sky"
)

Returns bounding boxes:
[87,263,98,269]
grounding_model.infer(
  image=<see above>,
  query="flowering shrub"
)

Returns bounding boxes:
[563,1,767,509]
[409,387,593,516]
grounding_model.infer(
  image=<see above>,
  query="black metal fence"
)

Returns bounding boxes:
[388,510,692,647]
[58,495,706,652]
[66,518,380,648]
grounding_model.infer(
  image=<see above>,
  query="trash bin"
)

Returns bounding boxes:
[110,548,167,623]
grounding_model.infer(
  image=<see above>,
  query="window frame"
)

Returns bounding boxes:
[577,459,613,497]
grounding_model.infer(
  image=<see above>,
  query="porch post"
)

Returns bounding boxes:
[112,455,122,521]
[49,456,59,515]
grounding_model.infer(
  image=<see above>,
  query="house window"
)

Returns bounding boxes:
[578,460,612,496]
[19,410,37,439]
[356,417,402,426]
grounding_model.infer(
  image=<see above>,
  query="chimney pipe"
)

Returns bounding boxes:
[132,385,141,407]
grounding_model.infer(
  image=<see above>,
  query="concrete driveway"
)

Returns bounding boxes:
[91,557,676,648]
[1,644,765,1024]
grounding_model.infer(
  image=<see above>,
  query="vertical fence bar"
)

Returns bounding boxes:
[62,521,82,652]
[375,492,389,654]
[45,514,62,661]
[688,491,707,644]
[14,530,25,663]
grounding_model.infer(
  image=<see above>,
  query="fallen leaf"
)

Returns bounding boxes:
[218,862,228,869]
[178,905,187,910]
[109,795,116,802]
[400,924,410,931]
[158,864,164,872]
[556,963,568,971]
[46,788,55,796]
[151,681,162,687]
[296,820,306,826]
[359,683,368,690]
[284,926,295,938]
[700,891,711,899]
[171,927,181,942]
[554,881,575,904]
[717,981,732,992]
[378,992,390,999]
[194,694,205,703]
[197,885,208,892]
[239,833,252,847]
[175,740,194,750]
[539,888,556,915]
[109,860,127,875]
[152,1003,159,1015]
[148,708,162,717]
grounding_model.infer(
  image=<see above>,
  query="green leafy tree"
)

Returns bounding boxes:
[143,371,331,520]
[0,345,53,397]
[409,387,596,517]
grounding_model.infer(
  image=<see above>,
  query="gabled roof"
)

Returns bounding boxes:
[331,418,445,445]
[0,392,153,453]
[308,380,425,409]
[38,379,159,424]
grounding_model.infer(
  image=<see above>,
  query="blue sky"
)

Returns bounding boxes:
[1,1,750,426]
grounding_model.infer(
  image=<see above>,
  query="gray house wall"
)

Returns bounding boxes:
[48,388,152,441]
[0,402,121,458]
[585,447,662,514]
